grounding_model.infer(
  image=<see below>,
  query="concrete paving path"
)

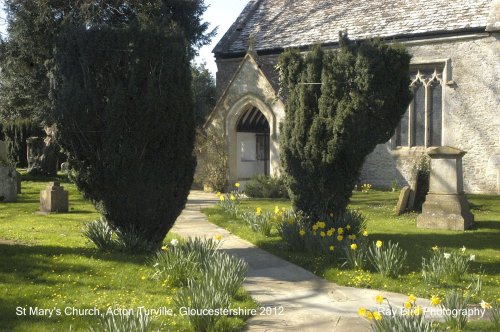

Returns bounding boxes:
[172,191,434,332]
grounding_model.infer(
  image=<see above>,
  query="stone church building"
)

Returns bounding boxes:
[205,0,500,194]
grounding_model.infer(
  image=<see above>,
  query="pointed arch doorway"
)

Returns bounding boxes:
[236,106,270,180]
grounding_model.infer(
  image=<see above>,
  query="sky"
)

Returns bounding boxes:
[196,0,249,75]
[0,0,249,76]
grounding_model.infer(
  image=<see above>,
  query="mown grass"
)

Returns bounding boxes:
[203,191,500,331]
[0,173,254,331]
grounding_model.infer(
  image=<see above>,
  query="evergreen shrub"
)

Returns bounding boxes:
[52,24,196,247]
[2,119,44,167]
[244,174,289,198]
[278,34,412,218]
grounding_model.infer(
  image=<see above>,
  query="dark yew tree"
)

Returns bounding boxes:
[46,1,213,249]
[0,0,213,122]
[51,23,196,248]
[278,34,412,219]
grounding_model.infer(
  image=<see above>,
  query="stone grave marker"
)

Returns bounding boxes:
[0,165,18,202]
[40,181,69,213]
[395,186,411,215]
[417,146,474,230]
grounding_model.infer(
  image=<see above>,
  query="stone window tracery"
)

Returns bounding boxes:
[395,67,443,148]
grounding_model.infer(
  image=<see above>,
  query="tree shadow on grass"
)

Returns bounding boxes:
[0,243,150,281]
[0,296,45,331]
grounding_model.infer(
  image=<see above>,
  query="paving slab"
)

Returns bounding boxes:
[173,191,439,332]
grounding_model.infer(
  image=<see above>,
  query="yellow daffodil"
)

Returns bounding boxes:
[432,245,439,251]
[161,245,168,251]
[214,234,222,241]
[256,207,262,216]
[351,243,358,250]
[235,182,240,188]
[430,295,440,306]
[348,234,356,240]
[230,194,236,201]
[317,221,326,229]
[373,311,382,321]
[274,206,280,214]
[337,227,344,235]
[375,294,384,304]
[481,300,492,309]
[327,228,334,237]
[414,306,423,316]
[362,230,369,237]
[376,240,383,248]
[337,235,344,241]
[216,192,221,197]
[358,307,367,316]
[219,196,225,201]
[366,311,374,320]
[329,245,335,252]
[312,224,319,231]
[408,294,417,303]
[346,224,351,230]
[299,229,306,236]
[320,231,326,237]
[404,301,412,309]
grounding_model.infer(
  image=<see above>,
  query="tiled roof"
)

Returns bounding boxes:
[214,0,493,57]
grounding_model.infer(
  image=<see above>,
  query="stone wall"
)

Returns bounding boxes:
[361,33,500,194]
[209,54,285,185]
[214,33,500,194]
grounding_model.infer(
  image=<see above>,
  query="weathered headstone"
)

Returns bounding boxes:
[407,174,418,211]
[395,186,411,215]
[417,146,474,231]
[60,162,69,174]
[0,165,18,202]
[40,182,68,213]
[26,125,58,176]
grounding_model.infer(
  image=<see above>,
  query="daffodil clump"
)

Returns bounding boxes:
[484,299,500,330]
[151,237,248,331]
[361,183,373,193]
[342,235,369,270]
[279,210,368,257]
[216,183,243,217]
[359,294,438,332]
[368,240,407,278]
[422,245,474,285]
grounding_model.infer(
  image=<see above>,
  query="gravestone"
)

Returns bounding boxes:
[60,162,69,174]
[40,182,68,213]
[417,146,474,230]
[407,174,418,211]
[395,186,411,215]
[0,165,18,202]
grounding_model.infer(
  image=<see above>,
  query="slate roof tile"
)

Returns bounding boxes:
[214,0,492,56]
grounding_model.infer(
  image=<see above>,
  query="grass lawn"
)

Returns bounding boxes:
[203,191,500,330]
[0,173,254,332]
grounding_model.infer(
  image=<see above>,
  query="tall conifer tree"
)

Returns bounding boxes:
[279,35,412,218]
